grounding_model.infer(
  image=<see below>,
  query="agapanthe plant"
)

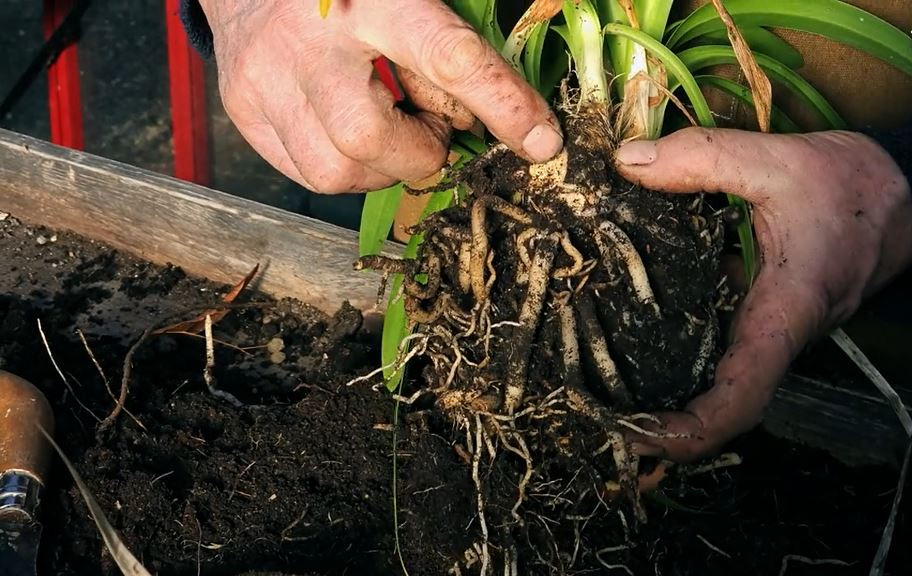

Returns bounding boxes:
[359,0,912,391]
[348,1,911,572]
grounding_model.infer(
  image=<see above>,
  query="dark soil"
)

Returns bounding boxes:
[0,211,908,576]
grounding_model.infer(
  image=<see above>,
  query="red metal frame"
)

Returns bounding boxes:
[165,0,210,186]
[42,0,84,150]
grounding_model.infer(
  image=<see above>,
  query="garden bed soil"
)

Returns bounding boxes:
[0,211,908,575]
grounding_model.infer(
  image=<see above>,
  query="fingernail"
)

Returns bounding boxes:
[616,140,657,166]
[522,123,564,163]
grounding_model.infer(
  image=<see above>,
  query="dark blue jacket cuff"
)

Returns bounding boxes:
[179,0,213,59]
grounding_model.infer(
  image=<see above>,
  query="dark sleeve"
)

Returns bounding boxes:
[179,0,213,59]
[866,123,911,191]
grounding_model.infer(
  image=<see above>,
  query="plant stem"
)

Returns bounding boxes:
[562,0,609,105]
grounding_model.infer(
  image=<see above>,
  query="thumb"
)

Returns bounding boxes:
[631,266,827,463]
[615,127,788,203]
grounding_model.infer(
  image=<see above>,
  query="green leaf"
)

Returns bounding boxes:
[482,0,505,50]
[690,26,804,70]
[359,182,404,257]
[639,0,674,41]
[596,1,631,99]
[381,277,409,390]
[447,0,486,33]
[523,21,548,94]
[666,0,912,76]
[695,75,800,133]
[602,22,715,127]
[675,45,846,129]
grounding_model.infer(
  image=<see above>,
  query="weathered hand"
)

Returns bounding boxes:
[198,0,563,193]
[615,127,912,463]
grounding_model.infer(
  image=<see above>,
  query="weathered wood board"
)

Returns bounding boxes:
[1,128,909,467]
[0,128,392,315]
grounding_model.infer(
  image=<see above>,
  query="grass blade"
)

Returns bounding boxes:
[676,45,847,129]
[37,425,153,576]
[359,183,404,257]
[666,0,912,76]
[696,75,800,133]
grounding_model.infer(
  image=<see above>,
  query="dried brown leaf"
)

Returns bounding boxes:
[617,0,641,30]
[153,263,260,335]
[513,0,564,35]
[709,0,772,133]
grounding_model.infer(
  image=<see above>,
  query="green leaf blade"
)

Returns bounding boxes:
[675,45,847,129]
[359,183,404,257]
[666,0,912,76]
[695,75,801,133]
[690,26,804,70]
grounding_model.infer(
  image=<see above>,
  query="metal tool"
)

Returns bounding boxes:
[0,371,55,576]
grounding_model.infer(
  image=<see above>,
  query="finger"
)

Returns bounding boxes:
[633,266,826,463]
[307,50,453,183]
[396,67,477,131]
[266,98,396,193]
[615,127,795,203]
[357,0,563,163]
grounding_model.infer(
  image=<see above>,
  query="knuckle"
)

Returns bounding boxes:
[306,169,357,194]
[327,109,392,163]
[423,24,491,87]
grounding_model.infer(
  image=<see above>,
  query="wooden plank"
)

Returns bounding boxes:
[767,373,912,468]
[0,128,391,314]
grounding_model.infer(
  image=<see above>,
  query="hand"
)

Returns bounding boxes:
[614,127,912,463]
[198,0,563,193]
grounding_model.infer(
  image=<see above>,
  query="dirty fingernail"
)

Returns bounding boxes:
[616,140,657,166]
[522,123,564,163]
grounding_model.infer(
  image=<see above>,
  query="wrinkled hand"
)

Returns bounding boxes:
[198,0,563,193]
[615,127,912,463]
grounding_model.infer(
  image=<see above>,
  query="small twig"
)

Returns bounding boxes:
[77,329,146,431]
[99,326,154,434]
[37,318,102,423]
[681,453,743,477]
[227,459,257,503]
[150,470,174,486]
[203,314,244,408]
[778,555,849,576]
[696,534,731,559]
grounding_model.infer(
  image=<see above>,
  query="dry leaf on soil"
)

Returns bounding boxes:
[152,263,260,335]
